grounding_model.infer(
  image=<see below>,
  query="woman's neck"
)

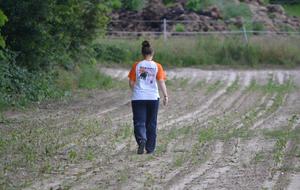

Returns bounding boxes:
[144,56,152,61]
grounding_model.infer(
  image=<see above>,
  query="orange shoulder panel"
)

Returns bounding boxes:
[128,61,139,81]
[156,62,166,80]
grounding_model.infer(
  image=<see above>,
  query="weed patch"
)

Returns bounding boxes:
[0,118,109,188]
[263,114,299,164]
[206,80,224,94]
[226,77,240,93]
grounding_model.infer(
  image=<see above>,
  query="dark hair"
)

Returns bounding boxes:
[141,40,154,56]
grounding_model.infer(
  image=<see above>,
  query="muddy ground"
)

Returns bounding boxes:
[1,68,300,190]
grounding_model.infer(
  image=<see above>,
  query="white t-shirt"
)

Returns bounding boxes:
[128,60,166,100]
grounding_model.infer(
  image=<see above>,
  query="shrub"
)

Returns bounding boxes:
[252,22,265,31]
[222,2,252,20]
[175,23,185,32]
[93,43,129,63]
[78,64,113,89]
[186,0,202,11]
[0,0,110,70]
[283,4,300,17]
[186,0,252,20]
[106,0,122,10]
[0,1,113,109]
[270,0,300,4]
[163,0,176,5]
[0,51,62,109]
[122,0,145,11]
[261,0,270,5]
[0,9,7,48]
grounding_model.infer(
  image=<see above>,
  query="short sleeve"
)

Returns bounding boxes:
[156,63,166,80]
[128,62,138,81]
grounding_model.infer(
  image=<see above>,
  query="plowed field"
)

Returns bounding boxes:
[1,68,300,190]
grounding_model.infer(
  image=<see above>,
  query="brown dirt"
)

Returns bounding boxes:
[1,68,300,190]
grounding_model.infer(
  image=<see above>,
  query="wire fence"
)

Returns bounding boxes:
[106,19,300,43]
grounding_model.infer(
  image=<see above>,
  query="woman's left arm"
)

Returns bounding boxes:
[158,80,168,106]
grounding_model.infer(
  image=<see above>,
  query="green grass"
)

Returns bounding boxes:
[284,4,300,17]
[172,153,186,167]
[95,36,300,68]
[78,64,114,89]
[0,62,122,111]
[206,80,224,94]
[263,114,299,164]
[155,126,193,155]
[222,2,252,20]
[196,78,296,145]
[56,64,116,91]
[252,151,267,164]
[175,23,185,32]
[185,0,252,21]
[247,76,295,94]
[0,118,123,189]
[115,123,133,142]
[226,77,240,93]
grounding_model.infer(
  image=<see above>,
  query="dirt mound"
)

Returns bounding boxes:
[108,0,300,33]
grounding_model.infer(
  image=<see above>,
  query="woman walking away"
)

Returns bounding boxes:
[128,40,168,154]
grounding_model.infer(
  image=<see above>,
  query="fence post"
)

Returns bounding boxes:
[242,24,248,44]
[163,18,167,42]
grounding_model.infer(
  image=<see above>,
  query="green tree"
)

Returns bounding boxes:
[0,9,7,48]
[122,0,145,11]
[0,0,110,70]
[0,1,111,108]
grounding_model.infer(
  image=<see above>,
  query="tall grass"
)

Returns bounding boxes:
[55,63,120,92]
[95,35,300,68]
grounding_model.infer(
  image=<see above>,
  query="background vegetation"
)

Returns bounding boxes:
[284,4,300,17]
[186,0,252,20]
[0,0,300,111]
[94,36,300,68]
[0,0,114,110]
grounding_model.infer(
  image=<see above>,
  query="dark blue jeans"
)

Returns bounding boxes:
[131,99,159,153]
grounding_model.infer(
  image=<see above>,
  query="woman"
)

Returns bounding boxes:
[128,40,168,154]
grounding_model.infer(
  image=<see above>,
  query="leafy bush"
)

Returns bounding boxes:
[55,63,116,91]
[0,51,62,109]
[78,64,113,89]
[261,0,270,5]
[93,43,129,63]
[0,1,114,110]
[186,0,252,20]
[222,2,252,20]
[122,0,145,11]
[106,0,122,10]
[186,0,202,11]
[241,0,270,5]
[283,4,300,17]
[175,23,185,32]
[163,0,176,5]
[252,22,265,31]
[0,0,110,70]
[0,9,7,48]
[270,0,300,4]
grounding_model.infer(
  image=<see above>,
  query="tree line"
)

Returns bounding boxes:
[0,0,118,108]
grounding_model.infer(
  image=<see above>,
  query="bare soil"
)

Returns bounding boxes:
[1,68,300,190]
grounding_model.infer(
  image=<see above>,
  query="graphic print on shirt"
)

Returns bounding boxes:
[138,66,156,84]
